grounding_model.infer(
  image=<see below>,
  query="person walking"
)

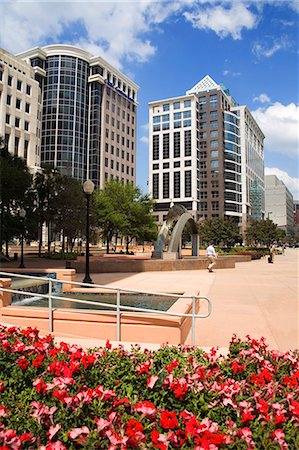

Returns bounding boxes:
[206,243,217,272]
[269,243,276,263]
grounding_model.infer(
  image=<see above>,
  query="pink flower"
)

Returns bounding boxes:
[68,426,90,440]
[40,441,66,450]
[135,400,157,417]
[47,424,61,441]
[0,406,9,417]
[147,375,159,389]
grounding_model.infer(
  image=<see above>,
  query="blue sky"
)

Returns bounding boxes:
[1,0,298,197]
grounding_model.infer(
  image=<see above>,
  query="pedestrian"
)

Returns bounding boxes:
[206,243,217,272]
[268,243,276,263]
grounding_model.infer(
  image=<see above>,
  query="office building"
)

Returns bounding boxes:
[0,48,41,170]
[17,44,139,187]
[265,174,294,236]
[148,75,265,233]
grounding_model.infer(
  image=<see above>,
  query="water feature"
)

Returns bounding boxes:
[12,291,177,312]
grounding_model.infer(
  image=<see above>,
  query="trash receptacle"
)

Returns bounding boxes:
[13,252,18,260]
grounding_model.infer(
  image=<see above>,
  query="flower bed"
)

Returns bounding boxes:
[0,326,298,449]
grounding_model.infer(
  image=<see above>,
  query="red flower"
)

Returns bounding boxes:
[160,411,178,429]
[105,339,112,349]
[166,359,179,373]
[170,378,188,400]
[151,429,167,450]
[125,418,144,436]
[185,416,200,437]
[17,356,29,371]
[241,411,255,423]
[32,354,45,368]
[80,354,96,369]
[19,432,33,443]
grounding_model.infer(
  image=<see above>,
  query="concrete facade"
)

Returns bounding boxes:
[265,175,294,236]
[17,45,139,188]
[0,48,42,171]
[148,75,265,234]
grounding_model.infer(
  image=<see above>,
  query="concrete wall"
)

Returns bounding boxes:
[67,256,236,273]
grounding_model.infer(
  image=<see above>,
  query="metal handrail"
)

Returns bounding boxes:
[0,272,212,345]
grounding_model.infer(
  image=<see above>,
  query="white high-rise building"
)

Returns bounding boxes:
[148,75,265,233]
[0,48,42,171]
[265,175,294,236]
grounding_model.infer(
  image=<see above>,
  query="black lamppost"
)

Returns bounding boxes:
[19,208,26,268]
[82,180,95,284]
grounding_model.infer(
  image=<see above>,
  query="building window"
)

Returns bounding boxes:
[174,172,180,198]
[211,140,218,148]
[184,99,191,108]
[174,131,180,158]
[0,70,3,81]
[24,121,29,131]
[174,112,181,120]
[163,172,169,198]
[17,80,22,91]
[212,201,219,211]
[26,84,31,95]
[210,111,217,119]
[6,94,11,106]
[24,140,29,160]
[153,173,159,199]
[153,163,159,170]
[211,160,219,168]
[163,133,169,159]
[184,130,191,157]
[210,130,218,138]
[173,101,180,110]
[15,117,20,128]
[174,161,180,168]
[163,162,169,169]
[5,114,10,124]
[185,170,192,197]
[211,150,218,158]
[16,98,21,109]
[210,121,218,129]
[183,110,191,119]
[8,75,12,86]
[185,160,191,167]
[14,137,19,155]
[105,158,108,167]
[163,103,170,111]
[153,135,159,160]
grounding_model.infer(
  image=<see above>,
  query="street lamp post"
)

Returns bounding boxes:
[82,180,95,284]
[19,208,26,269]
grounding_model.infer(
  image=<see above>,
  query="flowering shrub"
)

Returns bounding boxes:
[0,325,298,449]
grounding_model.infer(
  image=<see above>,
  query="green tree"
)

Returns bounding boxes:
[32,167,62,255]
[246,219,286,246]
[0,137,32,255]
[53,176,86,253]
[199,217,241,247]
[94,180,157,253]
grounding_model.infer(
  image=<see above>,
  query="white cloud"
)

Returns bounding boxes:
[252,102,299,158]
[1,1,187,69]
[184,2,258,40]
[140,136,149,145]
[289,0,299,13]
[265,167,299,200]
[140,123,149,131]
[253,93,271,103]
[223,69,241,76]
[252,35,291,58]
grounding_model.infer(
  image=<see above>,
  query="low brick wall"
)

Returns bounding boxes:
[67,256,235,273]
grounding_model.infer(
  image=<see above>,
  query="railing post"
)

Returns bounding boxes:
[191,296,196,346]
[49,279,53,333]
[116,289,121,341]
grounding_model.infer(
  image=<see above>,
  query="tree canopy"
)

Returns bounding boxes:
[199,217,241,247]
[94,180,157,253]
[246,219,286,246]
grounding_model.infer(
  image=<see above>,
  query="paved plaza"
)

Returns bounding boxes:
[1,249,298,351]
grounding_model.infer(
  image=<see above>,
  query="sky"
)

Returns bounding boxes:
[1,0,298,198]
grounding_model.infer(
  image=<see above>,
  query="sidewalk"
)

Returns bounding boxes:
[76,249,298,351]
[1,249,298,351]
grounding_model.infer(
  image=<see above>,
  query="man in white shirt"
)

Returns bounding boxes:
[206,243,217,272]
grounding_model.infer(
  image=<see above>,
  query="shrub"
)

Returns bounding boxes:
[0,326,298,449]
